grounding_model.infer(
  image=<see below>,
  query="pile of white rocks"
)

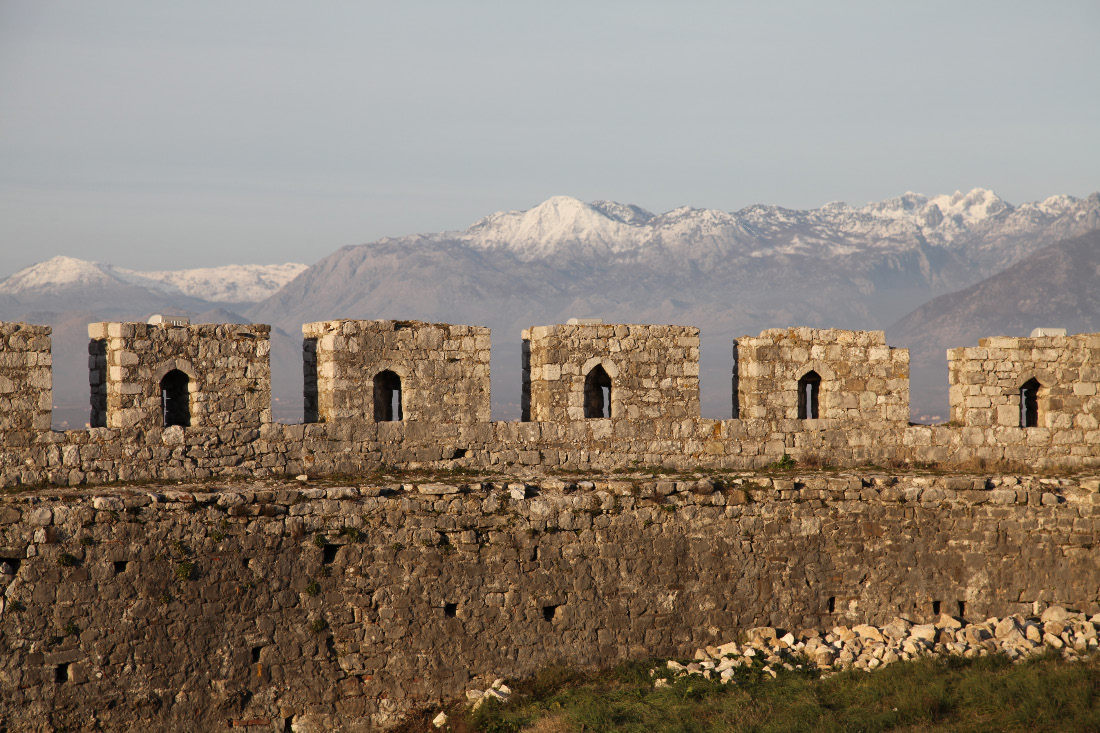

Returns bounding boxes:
[466,679,513,711]
[657,606,1100,685]
[433,679,514,728]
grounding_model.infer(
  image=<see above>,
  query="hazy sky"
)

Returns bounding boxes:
[1,0,1098,277]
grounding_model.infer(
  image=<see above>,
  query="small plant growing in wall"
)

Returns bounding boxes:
[79,536,95,547]
[57,553,79,567]
[338,527,362,542]
[309,617,329,633]
[767,454,797,471]
[62,621,79,637]
[172,540,191,557]
[174,561,195,581]
[312,534,328,549]
[305,580,321,597]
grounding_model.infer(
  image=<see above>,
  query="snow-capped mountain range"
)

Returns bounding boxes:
[394,188,1099,266]
[2,187,1098,425]
[0,256,307,304]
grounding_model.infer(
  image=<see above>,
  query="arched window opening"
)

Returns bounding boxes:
[797,370,821,420]
[1020,378,1040,428]
[160,369,191,427]
[374,370,402,422]
[584,365,612,419]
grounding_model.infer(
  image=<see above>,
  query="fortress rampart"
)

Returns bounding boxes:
[2,472,1099,731]
[1,319,1099,487]
[2,318,1100,730]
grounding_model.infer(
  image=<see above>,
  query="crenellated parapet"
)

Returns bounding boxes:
[0,318,1098,487]
[734,328,910,424]
[87,321,271,430]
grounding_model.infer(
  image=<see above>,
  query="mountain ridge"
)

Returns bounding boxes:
[247,188,1100,420]
[0,256,307,305]
[3,188,1098,423]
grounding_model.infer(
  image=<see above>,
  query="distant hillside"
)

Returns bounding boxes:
[888,230,1100,422]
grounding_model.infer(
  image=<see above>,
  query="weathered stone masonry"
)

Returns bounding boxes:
[1,318,1099,489]
[949,332,1100,433]
[88,321,271,431]
[0,323,52,447]
[1,472,1099,731]
[304,320,490,425]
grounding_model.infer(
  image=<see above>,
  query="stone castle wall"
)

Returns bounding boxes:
[521,323,700,422]
[0,320,1098,488]
[948,333,1100,430]
[87,322,271,430]
[303,320,490,424]
[1,471,1099,731]
[734,327,909,423]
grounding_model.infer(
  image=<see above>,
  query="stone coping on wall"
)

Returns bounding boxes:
[3,413,1098,489]
[4,470,1098,509]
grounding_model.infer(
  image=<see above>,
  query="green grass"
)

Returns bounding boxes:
[398,652,1100,733]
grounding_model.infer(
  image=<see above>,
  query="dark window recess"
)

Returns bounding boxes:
[0,557,22,575]
[827,596,835,613]
[251,646,262,663]
[956,600,966,618]
[160,369,191,427]
[322,545,338,565]
[584,365,612,419]
[798,370,821,420]
[444,603,457,618]
[55,664,69,683]
[113,560,128,575]
[373,370,402,422]
[451,448,468,459]
[285,718,294,733]
[1020,378,1040,428]
[542,604,560,622]
[932,600,941,616]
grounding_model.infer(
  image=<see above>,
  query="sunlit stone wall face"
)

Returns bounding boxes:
[86,322,270,431]
[522,323,700,423]
[734,328,910,424]
[948,334,1100,440]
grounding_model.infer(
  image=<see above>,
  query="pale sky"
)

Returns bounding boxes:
[1,0,1098,277]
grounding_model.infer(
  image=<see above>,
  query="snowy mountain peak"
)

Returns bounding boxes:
[589,200,655,226]
[0,257,307,303]
[861,192,929,218]
[1034,193,1080,215]
[118,263,309,303]
[927,188,1010,225]
[0,256,118,294]
[465,195,642,259]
